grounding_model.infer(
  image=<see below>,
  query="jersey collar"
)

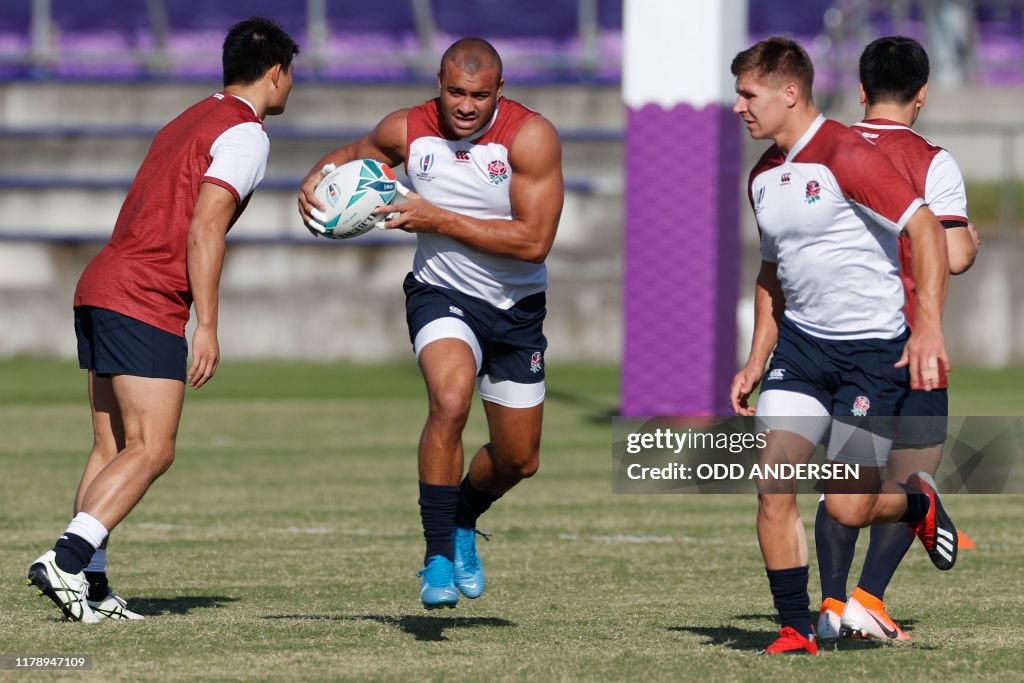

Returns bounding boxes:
[228,94,259,118]
[855,118,912,131]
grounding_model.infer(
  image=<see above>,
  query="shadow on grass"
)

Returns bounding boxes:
[669,624,777,652]
[356,614,516,642]
[673,615,932,652]
[264,613,515,642]
[129,595,239,615]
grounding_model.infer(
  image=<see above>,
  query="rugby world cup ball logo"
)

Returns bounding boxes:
[805,180,821,204]
[851,395,871,417]
[487,159,509,185]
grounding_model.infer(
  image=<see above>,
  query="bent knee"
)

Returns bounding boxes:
[824,499,871,528]
[154,448,176,475]
[124,439,176,477]
[491,446,540,480]
[516,454,540,479]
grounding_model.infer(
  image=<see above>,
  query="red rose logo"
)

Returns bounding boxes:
[487,160,509,185]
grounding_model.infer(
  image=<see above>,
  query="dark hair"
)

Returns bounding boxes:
[731,36,814,98]
[223,16,299,87]
[859,36,930,105]
[440,37,503,80]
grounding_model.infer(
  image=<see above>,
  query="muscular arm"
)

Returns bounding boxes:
[297,109,408,224]
[185,182,239,389]
[380,116,564,263]
[730,260,785,415]
[900,205,950,388]
[945,224,979,274]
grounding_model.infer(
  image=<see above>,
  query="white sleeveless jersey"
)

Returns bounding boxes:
[406,97,545,309]
[748,115,925,340]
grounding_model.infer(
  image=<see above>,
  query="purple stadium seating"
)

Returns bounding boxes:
[0,0,1021,85]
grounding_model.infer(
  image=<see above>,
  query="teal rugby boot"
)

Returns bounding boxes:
[452,527,489,599]
[417,555,458,609]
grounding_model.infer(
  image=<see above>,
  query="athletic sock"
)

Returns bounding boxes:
[53,513,108,574]
[766,565,813,639]
[54,535,98,575]
[418,482,459,563]
[857,522,915,600]
[85,572,109,602]
[84,548,109,601]
[814,499,860,602]
[898,484,931,524]
[453,475,501,530]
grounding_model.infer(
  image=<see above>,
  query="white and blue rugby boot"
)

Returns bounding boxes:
[453,527,489,599]
[417,555,458,610]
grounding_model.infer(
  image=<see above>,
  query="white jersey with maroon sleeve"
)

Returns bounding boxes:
[405,97,543,309]
[748,115,925,340]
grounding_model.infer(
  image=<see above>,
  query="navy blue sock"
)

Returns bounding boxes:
[858,522,915,600]
[418,482,459,563]
[454,476,501,530]
[898,484,930,524]
[814,500,860,602]
[85,571,109,602]
[766,566,812,639]
[53,533,95,575]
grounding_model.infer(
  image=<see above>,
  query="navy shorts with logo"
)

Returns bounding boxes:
[763,316,910,420]
[893,388,949,448]
[404,273,547,384]
[75,306,188,382]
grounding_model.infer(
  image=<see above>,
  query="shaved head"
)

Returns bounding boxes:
[440,37,503,79]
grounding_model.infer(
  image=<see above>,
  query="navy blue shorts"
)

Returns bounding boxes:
[75,306,187,382]
[763,317,910,419]
[404,273,547,384]
[893,388,948,448]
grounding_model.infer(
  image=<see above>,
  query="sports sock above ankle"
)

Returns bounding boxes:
[419,482,459,563]
[454,475,501,530]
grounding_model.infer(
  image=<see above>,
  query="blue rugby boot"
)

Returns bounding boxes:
[453,527,490,599]
[417,555,458,610]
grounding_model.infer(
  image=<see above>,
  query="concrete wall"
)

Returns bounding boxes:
[0,82,1020,366]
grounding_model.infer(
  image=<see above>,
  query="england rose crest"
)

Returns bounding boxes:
[487,159,509,185]
[851,395,871,417]
[805,180,821,204]
[530,351,543,374]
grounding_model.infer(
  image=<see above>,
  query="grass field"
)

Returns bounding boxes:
[1,360,1022,682]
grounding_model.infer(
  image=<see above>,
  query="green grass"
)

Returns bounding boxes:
[0,361,1022,682]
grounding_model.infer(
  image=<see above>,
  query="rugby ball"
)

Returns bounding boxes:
[312,159,398,239]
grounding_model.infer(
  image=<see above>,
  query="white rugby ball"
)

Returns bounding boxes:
[312,159,398,239]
